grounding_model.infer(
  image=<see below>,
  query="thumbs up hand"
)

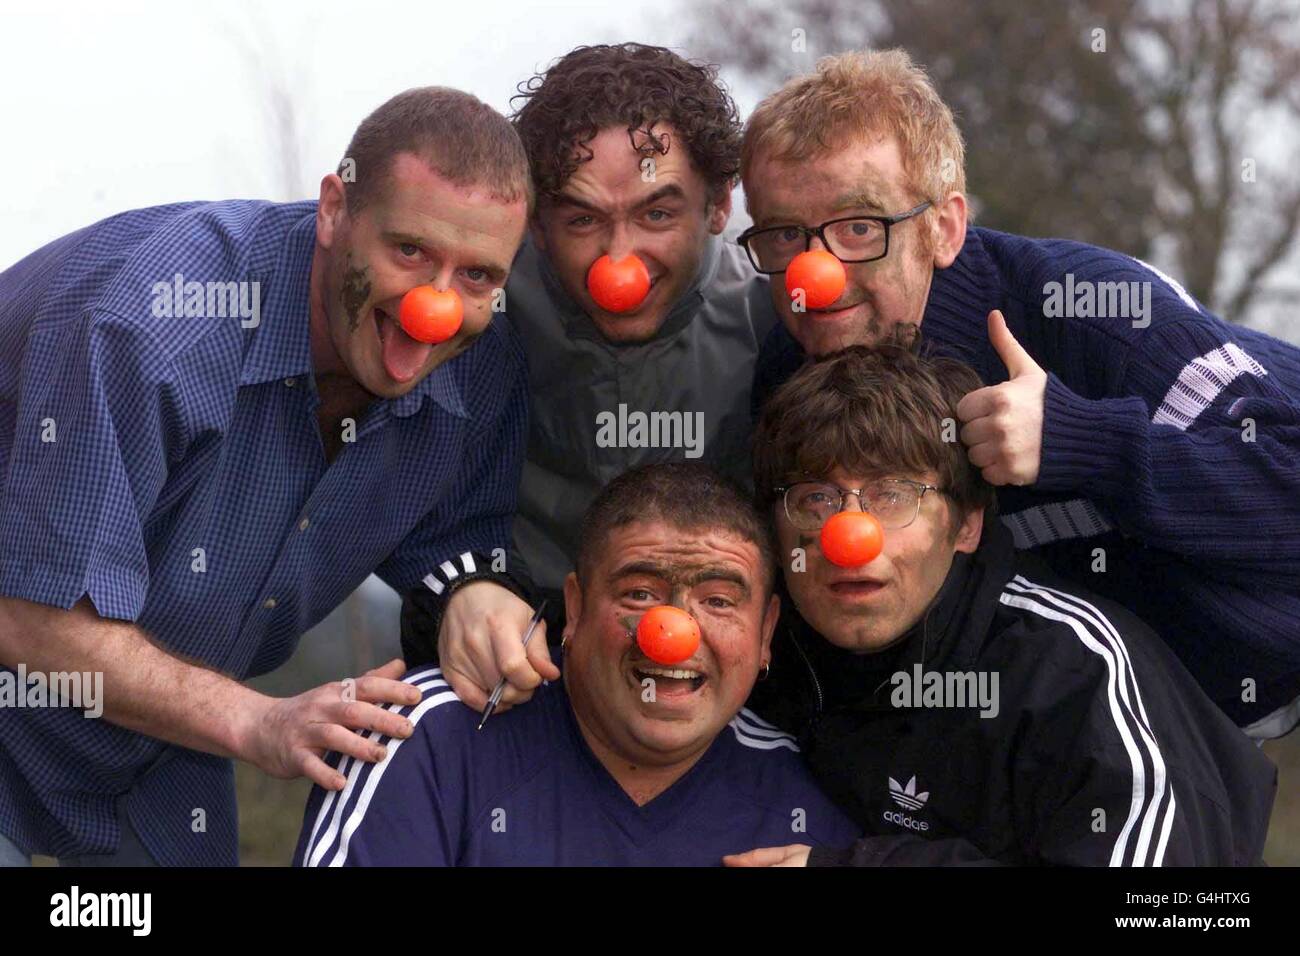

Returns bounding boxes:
[955,310,1048,486]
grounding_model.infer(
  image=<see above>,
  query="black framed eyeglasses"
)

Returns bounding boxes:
[774,478,943,532]
[737,201,932,275]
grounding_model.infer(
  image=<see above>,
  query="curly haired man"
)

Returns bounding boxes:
[402,44,778,708]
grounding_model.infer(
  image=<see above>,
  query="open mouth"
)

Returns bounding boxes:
[373,306,433,383]
[633,663,707,697]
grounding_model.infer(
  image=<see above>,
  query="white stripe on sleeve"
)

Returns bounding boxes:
[999,587,1161,866]
[1005,577,1172,865]
[1151,342,1268,432]
[728,720,799,752]
[325,689,462,866]
[304,670,446,867]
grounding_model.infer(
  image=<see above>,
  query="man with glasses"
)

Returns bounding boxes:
[727,345,1274,866]
[741,49,1300,741]
[739,201,932,306]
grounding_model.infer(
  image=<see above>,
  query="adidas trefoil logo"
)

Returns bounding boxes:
[888,775,929,811]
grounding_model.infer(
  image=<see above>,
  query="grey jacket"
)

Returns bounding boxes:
[506,233,777,599]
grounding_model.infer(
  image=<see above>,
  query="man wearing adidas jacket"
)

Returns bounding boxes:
[727,346,1275,867]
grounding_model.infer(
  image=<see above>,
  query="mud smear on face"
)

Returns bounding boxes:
[878,236,932,344]
[340,252,372,332]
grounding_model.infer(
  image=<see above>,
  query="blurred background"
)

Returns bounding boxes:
[3,0,1296,865]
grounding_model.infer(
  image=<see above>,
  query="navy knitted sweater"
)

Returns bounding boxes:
[754,226,1300,734]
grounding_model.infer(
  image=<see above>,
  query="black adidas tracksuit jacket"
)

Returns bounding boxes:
[747,521,1277,866]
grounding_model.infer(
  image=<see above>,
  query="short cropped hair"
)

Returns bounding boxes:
[511,43,742,202]
[340,87,532,214]
[577,463,776,594]
[742,49,965,220]
[754,345,996,528]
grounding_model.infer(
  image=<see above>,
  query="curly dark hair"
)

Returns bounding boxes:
[510,43,742,202]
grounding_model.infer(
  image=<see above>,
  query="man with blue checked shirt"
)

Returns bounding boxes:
[297,464,859,866]
[0,87,532,866]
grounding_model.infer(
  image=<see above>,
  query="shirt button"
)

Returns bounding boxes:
[298,517,310,532]
[263,597,278,610]
[284,377,296,387]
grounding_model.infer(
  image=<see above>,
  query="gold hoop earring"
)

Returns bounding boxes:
[758,662,770,681]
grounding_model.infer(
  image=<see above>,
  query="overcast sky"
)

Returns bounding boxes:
[0,0,733,265]
[3,0,1295,341]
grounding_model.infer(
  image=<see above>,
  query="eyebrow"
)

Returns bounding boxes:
[385,230,429,247]
[613,560,752,597]
[753,210,803,229]
[550,193,601,214]
[636,183,688,208]
[383,231,510,284]
[833,190,889,213]
[552,182,689,216]
[754,191,889,230]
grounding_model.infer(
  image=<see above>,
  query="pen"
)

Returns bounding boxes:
[477,598,548,731]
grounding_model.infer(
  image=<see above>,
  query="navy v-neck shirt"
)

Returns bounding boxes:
[296,665,860,866]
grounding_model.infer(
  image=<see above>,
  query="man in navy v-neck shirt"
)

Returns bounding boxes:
[296,464,859,866]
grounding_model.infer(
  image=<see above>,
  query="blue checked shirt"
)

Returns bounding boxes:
[0,200,528,865]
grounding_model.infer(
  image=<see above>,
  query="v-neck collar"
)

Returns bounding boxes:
[559,681,727,846]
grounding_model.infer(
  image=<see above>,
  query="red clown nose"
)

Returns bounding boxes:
[785,249,847,310]
[587,254,651,313]
[819,511,885,567]
[399,285,464,344]
[636,606,701,665]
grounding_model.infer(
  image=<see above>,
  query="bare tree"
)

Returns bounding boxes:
[684,0,1300,325]
[220,4,317,202]
[1132,0,1300,319]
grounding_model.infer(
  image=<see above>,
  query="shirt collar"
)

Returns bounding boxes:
[239,207,467,420]
[240,210,316,387]
[390,359,468,419]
